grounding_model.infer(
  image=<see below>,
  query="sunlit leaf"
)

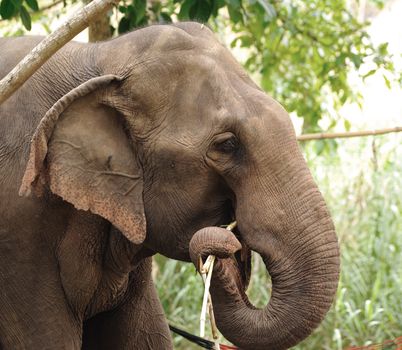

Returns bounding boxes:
[25,0,38,11]
[19,5,31,30]
[178,0,195,20]
[344,119,351,131]
[383,74,391,89]
[134,0,146,25]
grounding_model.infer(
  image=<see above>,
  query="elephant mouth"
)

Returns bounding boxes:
[194,199,251,289]
[232,227,252,290]
[214,200,251,289]
[203,219,252,291]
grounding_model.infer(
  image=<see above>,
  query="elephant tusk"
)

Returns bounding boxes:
[225,221,237,231]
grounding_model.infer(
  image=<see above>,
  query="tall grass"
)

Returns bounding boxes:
[153,134,402,349]
[297,135,402,349]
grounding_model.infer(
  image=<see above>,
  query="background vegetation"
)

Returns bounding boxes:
[1,0,401,348]
[1,0,399,132]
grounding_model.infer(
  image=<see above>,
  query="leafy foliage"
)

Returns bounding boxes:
[223,0,396,132]
[1,0,398,132]
[113,0,397,132]
[0,0,38,30]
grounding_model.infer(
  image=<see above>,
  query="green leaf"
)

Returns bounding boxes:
[133,0,146,25]
[383,74,391,89]
[160,12,172,23]
[363,69,376,79]
[344,119,351,131]
[256,0,276,21]
[189,0,212,22]
[0,0,16,19]
[350,54,363,68]
[378,42,388,55]
[231,34,253,48]
[211,0,224,17]
[224,0,239,8]
[25,0,38,11]
[118,17,130,34]
[128,11,137,28]
[178,0,195,20]
[314,140,326,156]
[19,5,31,30]
[10,0,21,9]
[227,4,242,23]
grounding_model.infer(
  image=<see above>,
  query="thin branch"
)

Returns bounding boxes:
[200,255,215,339]
[0,0,119,105]
[297,126,402,141]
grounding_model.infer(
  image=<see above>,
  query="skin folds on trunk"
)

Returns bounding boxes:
[189,192,340,350]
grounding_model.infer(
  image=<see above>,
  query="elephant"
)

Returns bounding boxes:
[0,22,340,350]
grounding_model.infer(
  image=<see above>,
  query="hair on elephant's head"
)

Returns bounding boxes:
[19,22,339,349]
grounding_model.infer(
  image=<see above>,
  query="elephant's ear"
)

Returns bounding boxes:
[19,75,146,244]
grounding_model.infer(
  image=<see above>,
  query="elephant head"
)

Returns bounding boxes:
[19,22,339,349]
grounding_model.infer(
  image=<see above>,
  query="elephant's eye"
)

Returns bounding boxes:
[214,134,240,154]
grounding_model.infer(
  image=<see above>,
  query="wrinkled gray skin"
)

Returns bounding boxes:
[0,22,339,349]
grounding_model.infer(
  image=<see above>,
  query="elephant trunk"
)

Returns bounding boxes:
[191,166,340,349]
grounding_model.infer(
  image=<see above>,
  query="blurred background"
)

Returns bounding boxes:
[1,0,401,348]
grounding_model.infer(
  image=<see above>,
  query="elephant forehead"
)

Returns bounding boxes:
[152,26,220,54]
[157,66,285,138]
[148,24,225,57]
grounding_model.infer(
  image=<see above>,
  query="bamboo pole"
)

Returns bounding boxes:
[297,126,402,141]
[0,0,119,105]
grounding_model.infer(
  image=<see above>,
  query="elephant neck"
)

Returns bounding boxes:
[35,43,101,107]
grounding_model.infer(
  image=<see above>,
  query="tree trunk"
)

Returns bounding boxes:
[85,0,113,42]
